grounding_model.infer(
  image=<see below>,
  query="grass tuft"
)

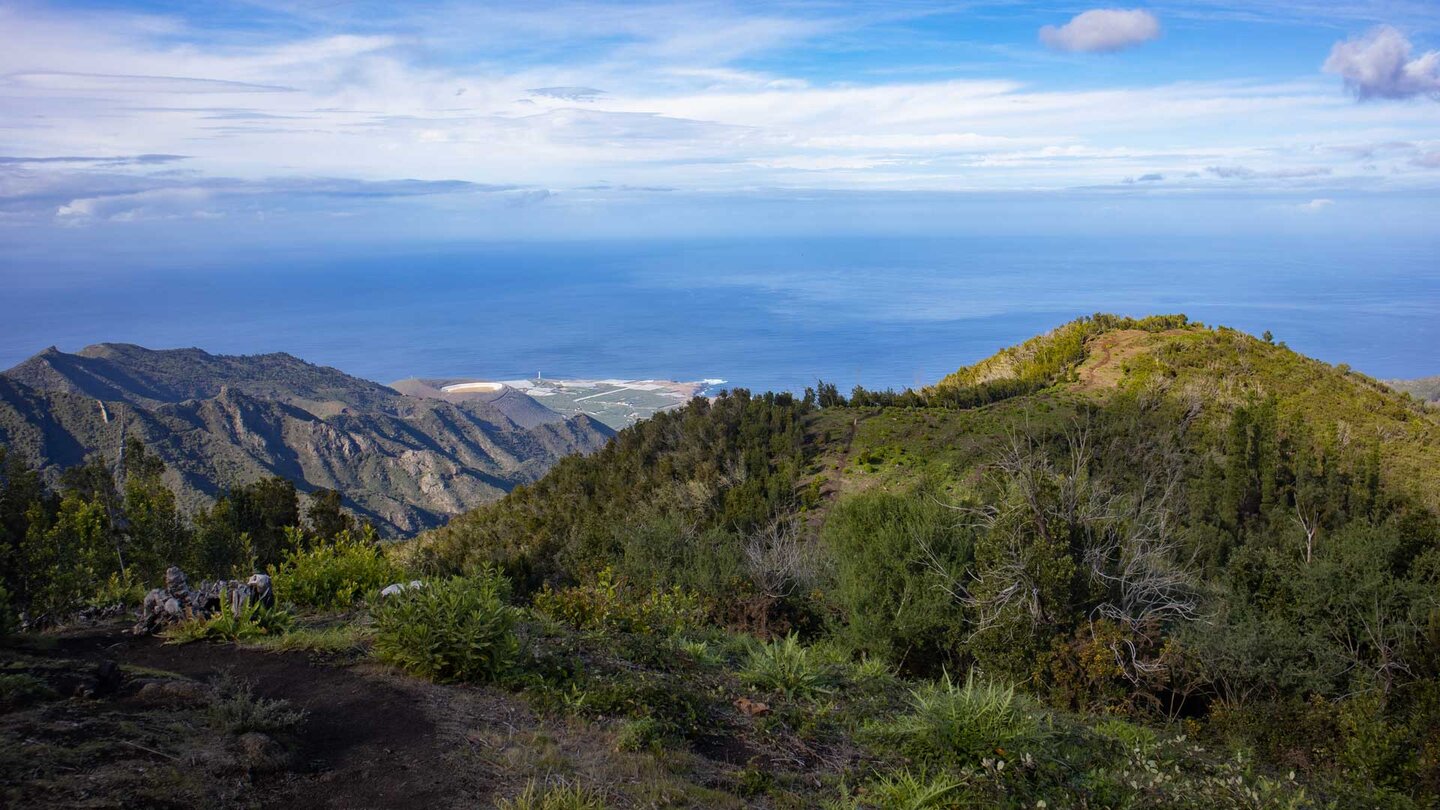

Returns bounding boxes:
[206,670,307,734]
[494,779,608,809]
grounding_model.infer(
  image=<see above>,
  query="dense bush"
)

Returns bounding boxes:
[372,573,517,683]
[269,526,397,609]
[419,389,811,594]
[822,490,972,671]
[0,442,369,621]
[532,568,705,636]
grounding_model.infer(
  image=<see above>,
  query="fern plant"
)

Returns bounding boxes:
[862,770,969,809]
[868,670,1043,767]
[740,633,837,699]
[161,593,291,644]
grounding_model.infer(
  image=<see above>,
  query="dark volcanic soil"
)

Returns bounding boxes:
[31,626,498,809]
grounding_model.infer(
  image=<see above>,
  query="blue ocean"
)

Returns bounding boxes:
[4,235,1437,392]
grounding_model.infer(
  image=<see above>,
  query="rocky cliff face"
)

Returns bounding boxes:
[0,345,615,534]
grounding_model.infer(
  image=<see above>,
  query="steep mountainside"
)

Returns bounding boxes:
[0,346,614,533]
[388,378,565,430]
[1388,375,1440,404]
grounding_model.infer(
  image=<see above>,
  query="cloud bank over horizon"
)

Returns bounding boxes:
[0,0,1438,244]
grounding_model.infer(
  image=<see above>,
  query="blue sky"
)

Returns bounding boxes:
[2,0,1439,250]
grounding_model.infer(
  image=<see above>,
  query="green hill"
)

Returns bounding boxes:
[421,314,1440,574]
[401,314,1440,804]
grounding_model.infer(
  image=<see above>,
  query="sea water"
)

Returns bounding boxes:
[3,235,1436,393]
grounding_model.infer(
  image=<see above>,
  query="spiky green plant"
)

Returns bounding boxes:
[740,633,836,699]
[161,594,291,644]
[869,670,1042,767]
[371,572,517,683]
[862,770,970,809]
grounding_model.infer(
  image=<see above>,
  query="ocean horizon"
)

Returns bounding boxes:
[5,234,1436,394]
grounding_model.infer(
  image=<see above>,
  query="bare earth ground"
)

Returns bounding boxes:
[2,623,550,809]
[3,621,765,809]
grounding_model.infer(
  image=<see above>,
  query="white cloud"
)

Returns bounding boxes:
[1297,198,1334,211]
[1039,9,1161,53]
[1,1,1438,211]
[1324,26,1440,101]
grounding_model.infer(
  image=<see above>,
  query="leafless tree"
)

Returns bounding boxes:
[1293,500,1320,564]
[938,419,1200,681]
[743,516,818,599]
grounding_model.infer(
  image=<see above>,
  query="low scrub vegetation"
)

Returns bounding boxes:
[269,527,397,609]
[206,670,307,734]
[8,315,1440,805]
[494,780,607,810]
[868,671,1045,768]
[246,623,371,656]
[372,573,517,683]
[162,598,292,644]
[532,568,705,636]
[739,633,838,699]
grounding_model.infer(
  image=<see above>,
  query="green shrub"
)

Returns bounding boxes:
[532,568,705,637]
[740,634,837,699]
[614,716,666,752]
[0,673,56,708]
[372,573,517,683]
[89,572,145,608]
[869,671,1043,767]
[549,670,711,740]
[270,527,397,609]
[822,490,972,672]
[206,670,306,734]
[0,584,17,638]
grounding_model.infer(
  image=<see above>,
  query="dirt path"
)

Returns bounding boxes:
[51,629,480,809]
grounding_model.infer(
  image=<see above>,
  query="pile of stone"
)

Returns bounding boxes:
[133,566,275,635]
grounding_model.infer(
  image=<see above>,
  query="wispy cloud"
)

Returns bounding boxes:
[528,86,606,101]
[0,0,1437,235]
[0,154,187,166]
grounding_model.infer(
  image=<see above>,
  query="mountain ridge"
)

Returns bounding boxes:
[0,344,615,533]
